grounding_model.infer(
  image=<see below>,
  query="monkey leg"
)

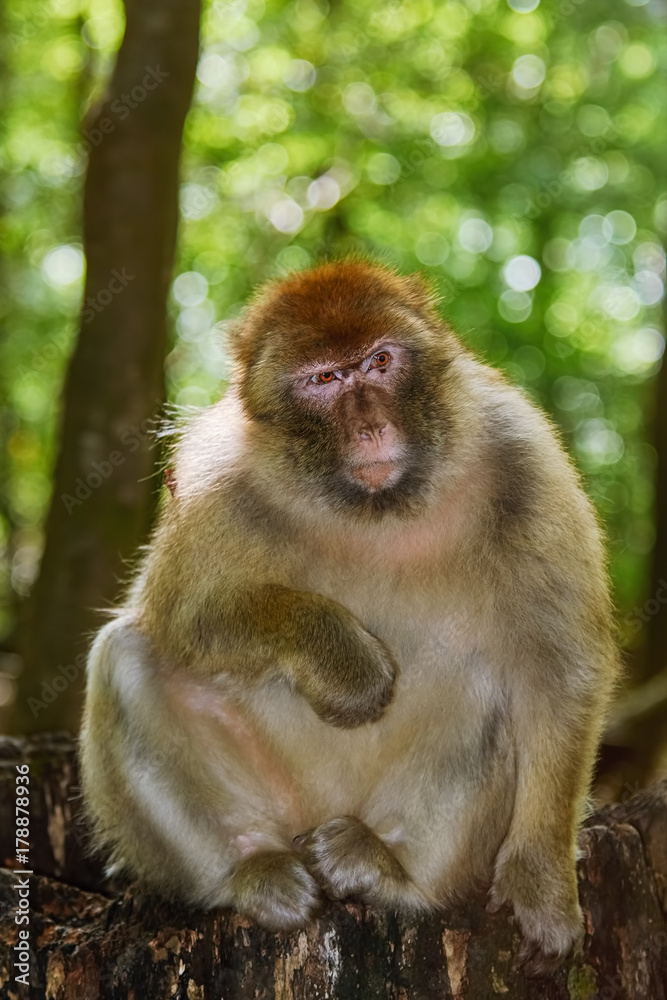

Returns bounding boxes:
[296,816,426,910]
[228,850,323,931]
[82,617,321,928]
[487,697,598,977]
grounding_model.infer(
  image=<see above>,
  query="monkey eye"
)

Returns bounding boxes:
[369,351,391,370]
[311,371,337,384]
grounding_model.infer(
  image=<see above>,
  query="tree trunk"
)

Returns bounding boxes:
[11,0,201,735]
[645,340,667,684]
[604,351,667,786]
[0,736,666,999]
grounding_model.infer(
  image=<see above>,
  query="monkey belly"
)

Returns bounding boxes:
[238,664,516,904]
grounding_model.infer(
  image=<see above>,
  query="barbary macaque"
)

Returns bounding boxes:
[81,260,619,975]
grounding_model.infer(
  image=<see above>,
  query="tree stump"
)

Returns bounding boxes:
[0,735,666,999]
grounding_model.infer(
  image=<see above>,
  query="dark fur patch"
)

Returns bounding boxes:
[486,414,539,534]
[228,473,294,543]
[478,703,508,765]
[435,697,511,789]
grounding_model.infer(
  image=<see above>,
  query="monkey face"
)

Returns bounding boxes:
[292,342,410,491]
[232,261,455,517]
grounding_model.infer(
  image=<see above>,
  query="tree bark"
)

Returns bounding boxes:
[11,0,201,735]
[0,736,666,999]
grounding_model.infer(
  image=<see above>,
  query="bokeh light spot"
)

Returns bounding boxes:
[284,59,316,92]
[512,54,546,90]
[430,112,475,147]
[619,43,656,79]
[173,272,209,307]
[606,210,637,245]
[268,198,304,233]
[366,153,401,185]
[41,245,84,286]
[343,82,377,116]
[415,232,449,266]
[504,255,541,291]
[458,218,493,254]
[498,290,533,322]
[507,0,540,11]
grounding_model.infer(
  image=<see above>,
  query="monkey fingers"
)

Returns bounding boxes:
[295,630,398,728]
[295,816,415,908]
[228,850,324,932]
[487,865,584,976]
[511,912,585,978]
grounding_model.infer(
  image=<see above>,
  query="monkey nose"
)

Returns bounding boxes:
[358,424,387,442]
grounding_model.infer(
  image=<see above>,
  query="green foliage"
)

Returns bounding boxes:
[0,0,665,652]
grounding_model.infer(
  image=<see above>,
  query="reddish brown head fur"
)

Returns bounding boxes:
[231,262,438,363]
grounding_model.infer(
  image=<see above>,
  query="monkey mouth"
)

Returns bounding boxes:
[347,460,403,491]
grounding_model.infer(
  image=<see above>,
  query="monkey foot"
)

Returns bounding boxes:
[487,890,584,977]
[229,850,324,932]
[296,815,409,905]
[517,901,584,977]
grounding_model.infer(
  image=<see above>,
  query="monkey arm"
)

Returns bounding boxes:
[223,584,399,728]
[142,580,397,729]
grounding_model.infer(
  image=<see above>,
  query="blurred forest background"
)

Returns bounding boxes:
[0,0,665,792]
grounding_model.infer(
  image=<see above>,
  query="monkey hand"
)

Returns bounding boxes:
[293,615,397,728]
[487,845,584,978]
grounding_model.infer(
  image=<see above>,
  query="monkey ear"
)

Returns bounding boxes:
[223,274,286,369]
[224,314,256,369]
